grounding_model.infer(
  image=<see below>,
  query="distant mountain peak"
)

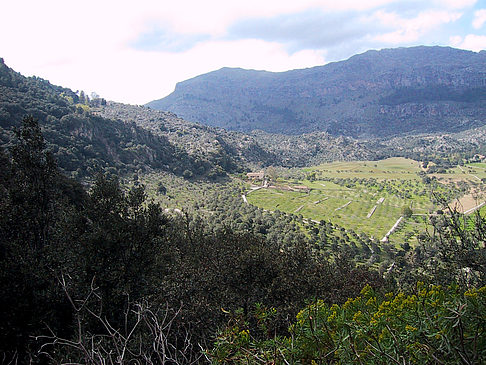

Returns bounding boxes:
[147,46,486,138]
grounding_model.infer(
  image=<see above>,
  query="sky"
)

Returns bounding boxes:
[1,0,485,105]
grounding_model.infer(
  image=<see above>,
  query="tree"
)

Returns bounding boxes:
[79,90,86,104]
[265,166,277,182]
[0,116,79,363]
[75,174,170,328]
[401,206,413,218]
[182,169,193,179]
[157,181,167,195]
[7,116,59,249]
[210,283,486,364]
[417,202,486,287]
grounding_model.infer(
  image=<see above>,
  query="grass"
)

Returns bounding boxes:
[247,181,427,242]
[132,158,484,248]
[304,157,422,180]
[466,162,486,169]
[247,158,482,245]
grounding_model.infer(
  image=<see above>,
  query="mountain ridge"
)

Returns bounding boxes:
[147,46,486,137]
[0,58,381,181]
[1,55,485,182]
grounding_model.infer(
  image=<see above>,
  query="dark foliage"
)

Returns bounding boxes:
[0,59,223,179]
[0,116,80,363]
[0,117,384,363]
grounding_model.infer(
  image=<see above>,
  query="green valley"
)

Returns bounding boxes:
[246,157,485,244]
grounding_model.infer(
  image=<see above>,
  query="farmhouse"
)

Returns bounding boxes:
[247,171,265,180]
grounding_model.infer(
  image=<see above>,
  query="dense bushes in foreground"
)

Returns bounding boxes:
[210,283,486,364]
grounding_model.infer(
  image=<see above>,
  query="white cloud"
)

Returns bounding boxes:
[453,34,486,51]
[449,35,463,46]
[2,0,397,41]
[0,0,355,103]
[120,0,398,39]
[473,9,486,29]
[21,38,326,105]
[0,0,480,104]
[373,9,462,44]
[433,0,477,9]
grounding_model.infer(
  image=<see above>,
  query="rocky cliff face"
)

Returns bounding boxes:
[148,46,486,138]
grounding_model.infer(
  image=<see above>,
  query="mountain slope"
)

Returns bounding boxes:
[0,58,216,179]
[97,102,278,173]
[0,57,388,181]
[97,102,383,168]
[147,46,486,137]
[2,56,483,181]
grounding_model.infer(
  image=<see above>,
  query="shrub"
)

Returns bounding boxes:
[210,283,486,364]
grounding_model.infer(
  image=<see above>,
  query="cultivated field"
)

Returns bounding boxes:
[247,158,484,245]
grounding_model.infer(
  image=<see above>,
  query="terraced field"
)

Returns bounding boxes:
[304,157,422,179]
[247,158,483,245]
[136,158,484,246]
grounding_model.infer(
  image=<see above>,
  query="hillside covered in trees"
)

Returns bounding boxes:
[0,58,250,180]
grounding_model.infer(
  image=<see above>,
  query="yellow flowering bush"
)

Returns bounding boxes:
[210,283,486,364]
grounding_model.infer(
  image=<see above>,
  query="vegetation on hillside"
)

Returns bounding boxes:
[0,59,233,180]
[0,117,385,363]
[1,117,485,363]
[210,284,486,364]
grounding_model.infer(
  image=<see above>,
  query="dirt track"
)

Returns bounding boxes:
[449,193,484,213]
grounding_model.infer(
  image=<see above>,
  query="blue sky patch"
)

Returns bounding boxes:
[132,27,211,52]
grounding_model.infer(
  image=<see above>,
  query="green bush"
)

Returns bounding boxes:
[210,283,486,364]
